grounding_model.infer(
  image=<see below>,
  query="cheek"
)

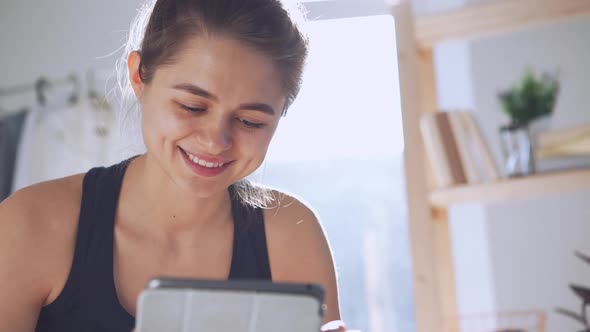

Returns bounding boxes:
[141,102,189,148]
[235,128,276,159]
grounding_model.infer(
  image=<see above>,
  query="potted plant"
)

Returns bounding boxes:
[556,251,590,332]
[498,69,560,177]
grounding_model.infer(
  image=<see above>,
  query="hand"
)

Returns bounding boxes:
[321,320,362,332]
[323,326,354,331]
[321,319,363,332]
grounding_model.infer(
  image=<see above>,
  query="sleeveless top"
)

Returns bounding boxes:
[35,157,272,332]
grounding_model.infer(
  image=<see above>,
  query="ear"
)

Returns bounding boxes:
[127,51,144,100]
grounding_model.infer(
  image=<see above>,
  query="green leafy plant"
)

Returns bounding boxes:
[556,251,590,332]
[498,69,560,129]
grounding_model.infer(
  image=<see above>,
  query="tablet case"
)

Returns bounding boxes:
[136,277,325,332]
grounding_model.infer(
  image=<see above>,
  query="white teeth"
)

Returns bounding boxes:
[184,150,224,168]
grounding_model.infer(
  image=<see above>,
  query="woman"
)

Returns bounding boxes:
[0,0,347,331]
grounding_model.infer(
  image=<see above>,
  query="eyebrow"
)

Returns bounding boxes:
[173,83,276,116]
[238,103,276,116]
[173,83,219,101]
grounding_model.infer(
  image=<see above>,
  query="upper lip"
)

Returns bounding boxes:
[181,148,233,164]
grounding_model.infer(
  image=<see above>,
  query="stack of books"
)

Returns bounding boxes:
[420,111,500,189]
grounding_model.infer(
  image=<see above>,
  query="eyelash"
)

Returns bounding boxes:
[239,119,265,129]
[180,105,206,113]
[180,104,266,129]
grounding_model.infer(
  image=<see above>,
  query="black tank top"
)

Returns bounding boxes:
[35,158,272,332]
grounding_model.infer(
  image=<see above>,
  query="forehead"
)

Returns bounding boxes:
[155,35,286,104]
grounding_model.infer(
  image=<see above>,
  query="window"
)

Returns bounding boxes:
[255,13,415,332]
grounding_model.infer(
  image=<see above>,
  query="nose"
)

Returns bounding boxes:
[197,120,233,154]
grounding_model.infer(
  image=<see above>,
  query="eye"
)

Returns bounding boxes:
[180,104,206,113]
[239,118,266,129]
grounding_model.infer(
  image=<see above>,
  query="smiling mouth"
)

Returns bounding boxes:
[179,147,230,169]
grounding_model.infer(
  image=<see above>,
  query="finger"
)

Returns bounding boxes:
[321,320,346,331]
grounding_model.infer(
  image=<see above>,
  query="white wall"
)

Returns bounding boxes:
[449,204,496,316]
[486,192,590,331]
[0,0,141,109]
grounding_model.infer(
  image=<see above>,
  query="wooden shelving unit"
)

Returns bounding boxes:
[390,1,590,332]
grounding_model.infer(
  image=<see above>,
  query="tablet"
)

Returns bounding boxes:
[136,277,325,332]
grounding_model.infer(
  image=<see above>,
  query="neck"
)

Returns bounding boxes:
[123,154,233,235]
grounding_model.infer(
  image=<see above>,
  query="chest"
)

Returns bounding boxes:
[112,222,234,316]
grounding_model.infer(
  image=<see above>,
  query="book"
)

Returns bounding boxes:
[537,124,590,159]
[420,112,468,188]
[538,124,590,147]
[420,111,500,188]
[437,112,468,185]
[420,113,455,188]
[458,111,500,183]
[448,111,480,184]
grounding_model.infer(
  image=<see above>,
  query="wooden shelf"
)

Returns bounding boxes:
[430,168,590,207]
[415,0,590,48]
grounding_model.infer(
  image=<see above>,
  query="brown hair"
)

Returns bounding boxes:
[118,0,308,116]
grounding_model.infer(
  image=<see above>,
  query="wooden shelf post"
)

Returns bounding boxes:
[392,2,459,331]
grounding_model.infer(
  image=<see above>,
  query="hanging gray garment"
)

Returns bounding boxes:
[0,109,27,201]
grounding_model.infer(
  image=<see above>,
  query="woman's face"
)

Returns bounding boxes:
[129,35,286,197]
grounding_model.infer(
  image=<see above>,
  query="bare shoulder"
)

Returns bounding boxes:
[0,174,84,269]
[0,174,84,233]
[262,188,342,324]
[263,189,323,232]
[262,189,328,259]
[0,174,84,330]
